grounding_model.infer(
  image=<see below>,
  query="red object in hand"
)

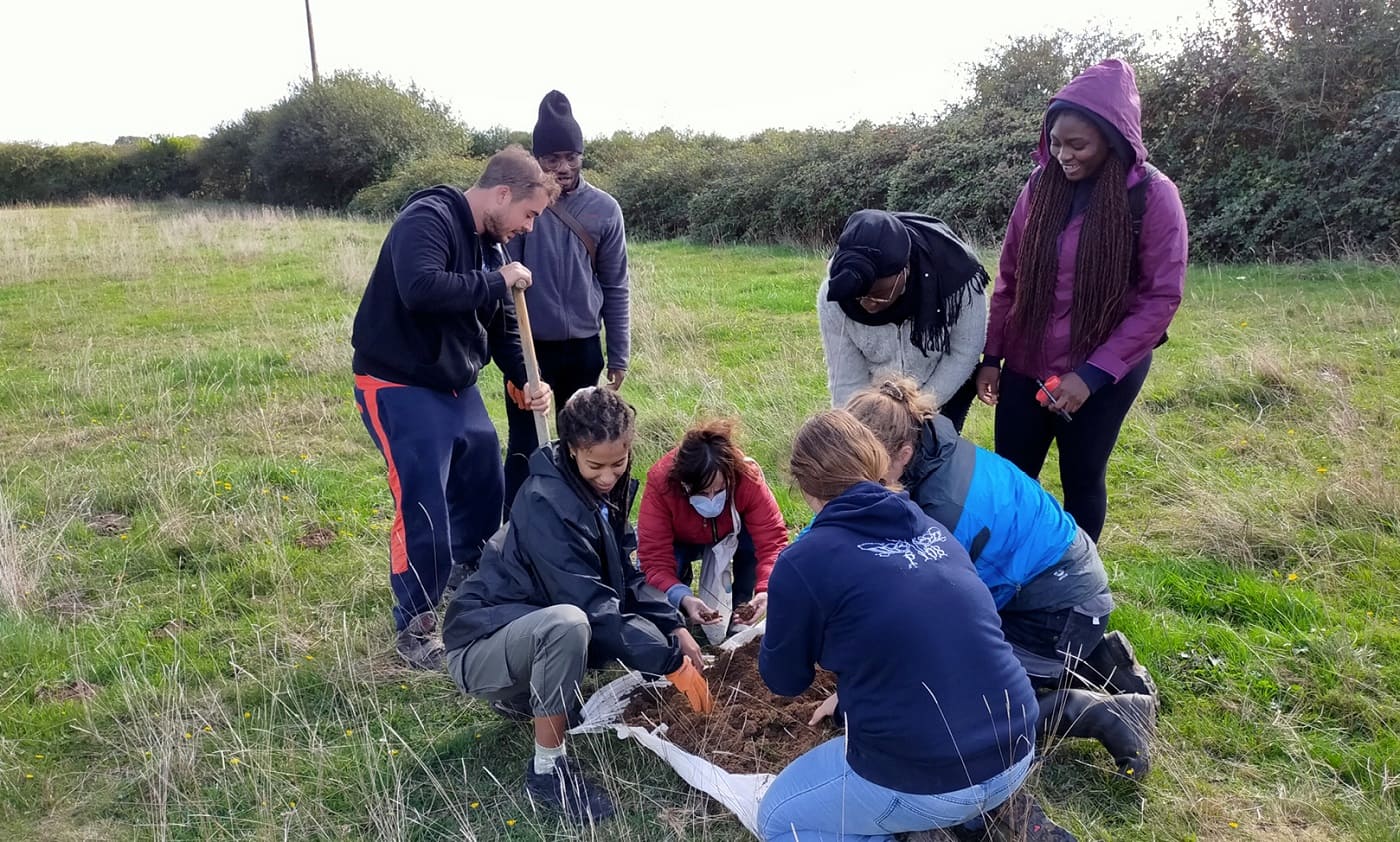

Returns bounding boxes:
[1036,375,1062,406]
[506,381,532,411]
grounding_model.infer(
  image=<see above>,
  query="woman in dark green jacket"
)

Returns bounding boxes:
[443,387,709,825]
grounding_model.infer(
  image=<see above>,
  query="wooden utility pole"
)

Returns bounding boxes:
[304,0,320,84]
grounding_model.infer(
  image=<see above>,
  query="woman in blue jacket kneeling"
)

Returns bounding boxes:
[757,409,1037,842]
[848,377,1155,779]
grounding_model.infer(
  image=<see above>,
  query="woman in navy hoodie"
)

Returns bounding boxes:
[757,410,1037,841]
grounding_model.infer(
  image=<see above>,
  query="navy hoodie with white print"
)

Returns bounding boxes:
[759,481,1036,795]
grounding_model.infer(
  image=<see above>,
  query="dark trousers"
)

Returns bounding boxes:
[503,336,605,515]
[355,377,503,631]
[674,529,759,605]
[940,374,979,433]
[993,354,1152,542]
[999,606,1108,691]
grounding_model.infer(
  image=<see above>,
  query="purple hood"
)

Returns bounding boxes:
[1034,59,1148,169]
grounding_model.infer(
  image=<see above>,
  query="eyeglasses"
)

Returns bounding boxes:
[539,152,582,168]
[858,268,909,308]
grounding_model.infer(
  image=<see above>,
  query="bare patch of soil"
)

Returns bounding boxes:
[150,618,188,641]
[37,680,99,703]
[47,590,93,622]
[623,640,838,774]
[86,512,130,536]
[295,525,336,550]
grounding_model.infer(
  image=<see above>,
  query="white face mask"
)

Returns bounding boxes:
[688,489,727,519]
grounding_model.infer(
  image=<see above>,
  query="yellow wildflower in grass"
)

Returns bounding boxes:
[202,725,212,732]
[1317,466,1328,474]
[304,654,314,661]
[229,757,241,766]
[389,749,400,756]
[34,754,44,760]
[1229,821,1239,829]
[1239,321,1248,328]
[244,711,252,719]
[289,800,297,808]
[345,729,353,736]
[183,732,193,740]
[506,819,517,827]
[470,802,480,809]
[25,773,33,780]
[1288,572,1299,582]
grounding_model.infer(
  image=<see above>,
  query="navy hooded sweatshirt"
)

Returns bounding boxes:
[759,481,1036,794]
[351,185,528,392]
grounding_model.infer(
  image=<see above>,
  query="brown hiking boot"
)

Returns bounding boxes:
[981,791,1078,841]
[395,611,445,670]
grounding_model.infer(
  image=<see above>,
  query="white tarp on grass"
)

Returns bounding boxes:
[568,621,773,837]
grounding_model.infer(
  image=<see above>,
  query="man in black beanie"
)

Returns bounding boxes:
[503,90,631,514]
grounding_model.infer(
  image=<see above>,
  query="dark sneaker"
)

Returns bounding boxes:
[395,611,445,671]
[1084,631,1159,706]
[523,757,616,824]
[441,563,471,604]
[981,791,1078,841]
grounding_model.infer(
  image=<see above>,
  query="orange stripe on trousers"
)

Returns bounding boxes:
[356,374,410,576]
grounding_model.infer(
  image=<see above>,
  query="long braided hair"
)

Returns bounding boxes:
[1009,153,1135,365]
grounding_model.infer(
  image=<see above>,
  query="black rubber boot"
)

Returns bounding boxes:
[1079,631,1159,707]
[1037,689,1155,780]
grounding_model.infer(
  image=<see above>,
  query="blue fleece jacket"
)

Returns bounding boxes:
[351,185,527,392]
[904,416,1079,608]
[759,481,1036,795]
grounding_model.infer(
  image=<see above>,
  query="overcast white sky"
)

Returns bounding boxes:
[3,0,1221,145]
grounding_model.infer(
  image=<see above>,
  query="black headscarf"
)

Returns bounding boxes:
[828,211,990,356]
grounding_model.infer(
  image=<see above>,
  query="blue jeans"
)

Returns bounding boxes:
[758,738,1035,842]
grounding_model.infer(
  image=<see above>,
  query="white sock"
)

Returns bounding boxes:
[533,740,566,774]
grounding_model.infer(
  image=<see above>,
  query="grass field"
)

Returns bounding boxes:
[0,200,1397,841]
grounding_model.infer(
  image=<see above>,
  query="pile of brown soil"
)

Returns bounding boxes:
[623,639,839,775]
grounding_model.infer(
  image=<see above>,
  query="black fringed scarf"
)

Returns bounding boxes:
[837,213,990,356]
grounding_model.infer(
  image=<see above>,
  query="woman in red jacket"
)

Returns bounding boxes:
[638,419,788,640]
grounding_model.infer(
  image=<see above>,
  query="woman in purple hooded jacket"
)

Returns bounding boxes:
[975,59,1188,542]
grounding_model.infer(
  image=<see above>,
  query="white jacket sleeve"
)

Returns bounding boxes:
[920,283,988,407]
[818,276,872,407]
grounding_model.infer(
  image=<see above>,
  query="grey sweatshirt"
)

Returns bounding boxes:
[507,177,630,371]
[818,271,988,408]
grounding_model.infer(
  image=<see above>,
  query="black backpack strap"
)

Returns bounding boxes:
[1127,163,1159,286]
[1128,163,1158,243]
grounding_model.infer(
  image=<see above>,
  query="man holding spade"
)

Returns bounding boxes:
[351,145,557,669]
[503,90,632,515]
